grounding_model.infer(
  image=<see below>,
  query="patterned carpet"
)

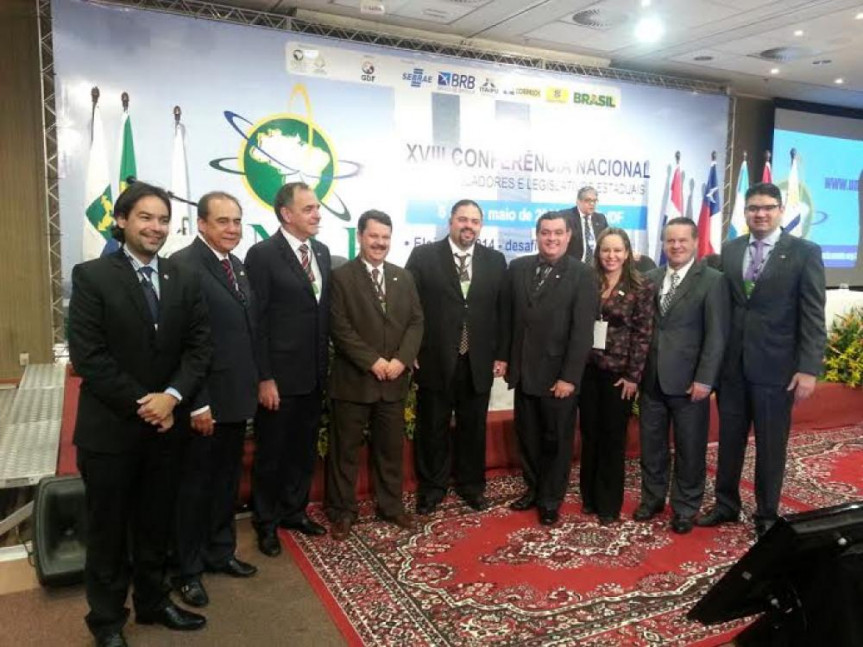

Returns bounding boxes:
[284,424,863,646]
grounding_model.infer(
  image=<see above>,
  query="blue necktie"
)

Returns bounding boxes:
[139,266,159,322]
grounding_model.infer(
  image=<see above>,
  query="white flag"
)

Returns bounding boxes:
[728,159,749,240]
[83,104,113,261]
[162,122,194,255]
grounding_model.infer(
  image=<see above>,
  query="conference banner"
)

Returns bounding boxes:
[52,0,728,286]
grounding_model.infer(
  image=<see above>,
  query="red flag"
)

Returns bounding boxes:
[658,161,684,265]
[697,161,720,258]
[762,159,772,183]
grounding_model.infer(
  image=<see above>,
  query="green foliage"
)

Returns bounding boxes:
[823,307,863,388]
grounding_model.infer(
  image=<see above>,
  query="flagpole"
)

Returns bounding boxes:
[90,86,98,143]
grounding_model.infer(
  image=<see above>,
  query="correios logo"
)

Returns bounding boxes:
[402,68,432,88]
[437,71,476,91]
[574,92,618,108]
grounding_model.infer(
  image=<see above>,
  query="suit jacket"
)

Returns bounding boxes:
[642,261,729,396]
[172,238,258,423]
[501,254,598,396]
[405,239,507,393]
[589,278,655,383]
[545,207,608,261]
[329,258,424,403]
[68,250,212,454]
[720,232,826,386]
[245,232,331,396]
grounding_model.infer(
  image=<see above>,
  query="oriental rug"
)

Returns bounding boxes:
[284,423,863,646]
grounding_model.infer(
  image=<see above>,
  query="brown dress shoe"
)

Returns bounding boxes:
[381,512,416,530]
[331,518,352,541]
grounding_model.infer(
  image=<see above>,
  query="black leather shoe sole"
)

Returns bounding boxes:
[694,508,740,527]
[137,604,206,631]
[633,503,665,522]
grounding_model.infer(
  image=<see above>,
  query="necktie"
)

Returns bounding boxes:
[744,240,766,282]
[584,215,594,263]
[533,262,552,293]
[139,266,159,322]
[660,271,679,316]
[371,267,386,312]
[455,254,470,355]
[299,243,316,286]
[221,258,246,304]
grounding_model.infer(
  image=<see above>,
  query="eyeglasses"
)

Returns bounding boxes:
[580,198,598,204]
[745,204,780,214]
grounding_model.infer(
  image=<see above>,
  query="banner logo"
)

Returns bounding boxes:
[403,68,432,88]
[437,71,476,91]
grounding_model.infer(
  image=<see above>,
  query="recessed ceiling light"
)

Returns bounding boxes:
[641,0,651,6]
[694,55,713,61]
[835,78,845,84]
[856,12,863,20]
[770,68,780,75]
[794,29,804,36]
[635,15,664,43]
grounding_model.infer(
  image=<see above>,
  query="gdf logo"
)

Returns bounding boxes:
[438,72,476,90]
[361,60,376,82]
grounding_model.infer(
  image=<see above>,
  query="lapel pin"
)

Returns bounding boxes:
[618,290,625,296]
[163,274,169,280]
[393,276,398,282]
[780,254,787,259]
[239,271,245,276]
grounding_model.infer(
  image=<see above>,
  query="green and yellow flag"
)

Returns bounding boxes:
[83,99,113,261]
[118,109,136,193]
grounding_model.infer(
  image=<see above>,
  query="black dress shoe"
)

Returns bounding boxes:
[137,602,206,631]
[694,507,740,527]
[463,494,489,511]
[97,632,128,647]
[755,518,775,537]
[670,515,694,534]
[509,493,536,511]
[279,515,326,536]
[598,515,619,526]
[581,504,596,515]
[210,557,257,578]
[415,498,440,515]
[538,507,559,525]
[257,531,282,557]
[173,577,209,608]
[633,502,665,522]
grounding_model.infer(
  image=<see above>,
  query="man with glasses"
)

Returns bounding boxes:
[549,186,608,264]
[697,182,826,537]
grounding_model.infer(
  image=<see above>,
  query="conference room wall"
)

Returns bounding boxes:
[727,95,774,234]
[0,0,53,381]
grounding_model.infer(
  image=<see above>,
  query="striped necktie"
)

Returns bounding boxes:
[299,243,316,285]
[660,271,679,316]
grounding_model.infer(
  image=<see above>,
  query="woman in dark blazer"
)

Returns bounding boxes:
[579,228,655,524]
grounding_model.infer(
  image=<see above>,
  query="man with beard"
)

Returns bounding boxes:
[406,200,508,514]
[68,182,211,646]
[500,212,597,525]
[325,210,424,539]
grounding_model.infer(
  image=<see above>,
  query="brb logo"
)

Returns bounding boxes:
[437,71,476,91]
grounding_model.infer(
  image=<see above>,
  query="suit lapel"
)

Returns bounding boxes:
[724,237,747,302]
[351,258,386,316]
[156,256,177,336]
[275,232,315,298]
[534,255,569,303]
[110,251,155,328]
[437,239,464,301]
[194,238,239,302]
[751,233,790,297]
[311,239,328,291]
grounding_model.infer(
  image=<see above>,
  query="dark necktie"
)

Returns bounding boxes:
[455,253,470,355]
[221,257,246,304]
[139,266,159,322]
[583,215,594,262]
[660,271,679,316]
[371,267,386,313]
[744,240,766,282]
[299,243,316,285]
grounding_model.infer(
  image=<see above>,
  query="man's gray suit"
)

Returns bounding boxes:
[639,261,729,518]
[714,232,826,522]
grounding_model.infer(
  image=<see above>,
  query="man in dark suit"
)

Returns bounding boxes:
[405,200,507,514]
[325,210,424,539]
[698,182,826,536]
[547,186,609,263]
[171,192,258,608]
[245,182,331,556]
[634,217,729,534]
[69,182,211,646]
[501,212,598,525]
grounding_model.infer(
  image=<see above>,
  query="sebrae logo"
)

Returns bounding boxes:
[402,68,432,88]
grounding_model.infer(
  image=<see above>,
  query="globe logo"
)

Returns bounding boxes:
[240,114,336,209]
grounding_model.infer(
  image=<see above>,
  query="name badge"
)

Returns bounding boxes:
[593,320,608,350]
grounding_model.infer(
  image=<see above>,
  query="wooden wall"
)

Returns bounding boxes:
[0,0,53,380]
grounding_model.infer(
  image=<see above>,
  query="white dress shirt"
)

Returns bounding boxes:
[281,227,322,302]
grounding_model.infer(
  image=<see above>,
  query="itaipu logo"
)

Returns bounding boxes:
[210,84,361,221]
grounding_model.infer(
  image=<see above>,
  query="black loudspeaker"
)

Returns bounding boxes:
[688,502,863,646]
[33,475,87,587]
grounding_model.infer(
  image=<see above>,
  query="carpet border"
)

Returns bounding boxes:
[281,530,364,647]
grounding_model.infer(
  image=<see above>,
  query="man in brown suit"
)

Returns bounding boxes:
[325,210,424,540]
